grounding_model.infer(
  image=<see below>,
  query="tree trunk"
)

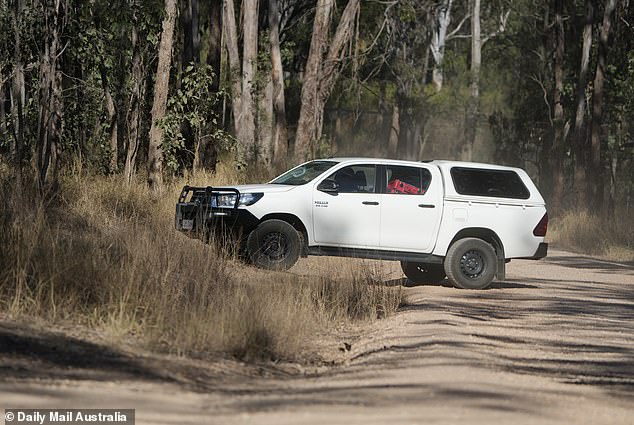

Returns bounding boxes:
[572,0,594,208]
[125,7,142,183]
[294,0,334,163]
[258,77,274,165]
[11,0,25,180]
[208,0,223,91]
[550,0,566,212]
[192,0,200,63]
[388,104,399,157]
[294,0,359,163]
[183,0,200,65]
[240,0,259,161]
[268,0,288,167]
[36,0,64,188]
[461,0,481,161]
[430,0,453,92]
[537,3,552,196]
[148,0,177,191]
[101,67,118,173]
[1,77,6,142]
[124,8,141,182]
[223,0,243,141]
[589,0,618,208]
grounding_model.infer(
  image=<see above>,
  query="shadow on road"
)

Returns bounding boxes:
[0,323,169,382]
[544,255,634,273]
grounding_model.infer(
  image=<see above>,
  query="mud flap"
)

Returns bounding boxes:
[496,256,506,281]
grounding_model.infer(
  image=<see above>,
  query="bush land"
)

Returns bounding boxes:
[0,166,402,361]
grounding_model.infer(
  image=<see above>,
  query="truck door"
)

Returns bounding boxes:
[379,164,443,253]
[313,164,381,248]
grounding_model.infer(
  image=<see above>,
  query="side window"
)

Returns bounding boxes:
[326,165,376,193]
[384,166,431,195]
[450,167,530,199]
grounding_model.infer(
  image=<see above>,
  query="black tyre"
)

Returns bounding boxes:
[247,219,301,270]
[444,238,497,290]
[400,262,446,284]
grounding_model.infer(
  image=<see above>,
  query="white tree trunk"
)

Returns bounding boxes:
[430,0,453,92]
[240,0,258,161]
[268,0,289,166]
[223,0,242,137]
[461,0,481,161]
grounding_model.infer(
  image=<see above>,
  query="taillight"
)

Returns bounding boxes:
[533,212,548,237]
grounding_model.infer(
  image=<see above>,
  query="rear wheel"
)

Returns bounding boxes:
[400,262,446,284]
[444,238,497,289]
[247,219,301,270]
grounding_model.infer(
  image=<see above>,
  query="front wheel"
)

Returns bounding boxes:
[444,238,497,290]
[247,219,301,270]
[400,262,446,284]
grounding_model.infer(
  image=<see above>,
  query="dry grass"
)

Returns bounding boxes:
[0,165,402,361]
[549,210,634,262]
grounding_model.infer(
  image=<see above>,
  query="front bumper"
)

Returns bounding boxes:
[174,186,259,237]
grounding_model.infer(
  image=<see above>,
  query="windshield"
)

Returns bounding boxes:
[270,160,337,186]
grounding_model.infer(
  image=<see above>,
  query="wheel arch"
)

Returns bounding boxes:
[259,213,309,256]
[448,227,506,280]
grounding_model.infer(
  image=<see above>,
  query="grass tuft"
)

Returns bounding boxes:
[549,210,634,262]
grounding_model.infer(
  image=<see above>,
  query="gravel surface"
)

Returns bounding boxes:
[1,249,633,424]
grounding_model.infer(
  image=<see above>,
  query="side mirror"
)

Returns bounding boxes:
[317,179,339,195]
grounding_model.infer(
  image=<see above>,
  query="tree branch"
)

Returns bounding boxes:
[446,12,471,40]
[482,9,511,45]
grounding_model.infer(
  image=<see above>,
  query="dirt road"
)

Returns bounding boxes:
[2,249,633,424]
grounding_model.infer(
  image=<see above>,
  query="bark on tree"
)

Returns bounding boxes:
[550,0,566,212]
[124,6,142,183]
[240,0,259,161]
[183,0,200,65]
[294,0,334,162]
[268,0,289,167]
[572,0,594,207]
[461,0,481,161]
[430,0,453,92]
[207,0,223,91]
[223,0,243,141]
[11,0,25,180]
[1,75,6,142]
[294,0,360,163]
[36,0,64,188]
[589,0,618,207]
[147,0,177,191]
[388,104,399,157]
[537,4,552,196]
[258,76,274,165]
[101,67,118,173]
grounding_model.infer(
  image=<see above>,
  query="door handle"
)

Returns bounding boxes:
[362,201,379,206]
[418,204,435,208]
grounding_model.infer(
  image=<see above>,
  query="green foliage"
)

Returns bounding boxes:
[160,64,235,173]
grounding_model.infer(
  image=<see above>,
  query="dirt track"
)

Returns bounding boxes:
[2,249,634,424]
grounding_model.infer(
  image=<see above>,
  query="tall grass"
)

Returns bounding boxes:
[0,166,401,361]
[549,210,634,262]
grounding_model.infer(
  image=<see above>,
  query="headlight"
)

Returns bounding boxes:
[214,193,263,208]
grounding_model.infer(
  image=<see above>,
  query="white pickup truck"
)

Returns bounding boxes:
[175,158,548,289]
